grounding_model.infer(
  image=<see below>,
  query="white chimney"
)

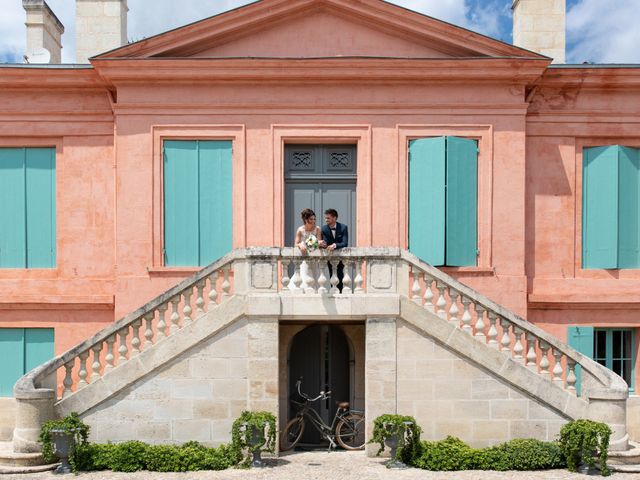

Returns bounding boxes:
[23,0,64,64]
[512,0,566,64]
[76,0,128,63]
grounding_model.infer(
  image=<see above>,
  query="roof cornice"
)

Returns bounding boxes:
[540,66,640,89]
[0,67,104,89]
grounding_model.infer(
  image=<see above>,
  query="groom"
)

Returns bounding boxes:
[320,208,348,291]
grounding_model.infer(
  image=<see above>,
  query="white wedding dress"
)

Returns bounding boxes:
[290,227,319,292]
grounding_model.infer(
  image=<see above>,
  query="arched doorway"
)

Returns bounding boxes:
[287,325,351,446]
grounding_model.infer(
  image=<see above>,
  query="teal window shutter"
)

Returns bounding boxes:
[164,140,232,267]
[198,141,233,265]
[583,146,620,269]
[25,148,56,268]
[618,147,640,268]
[24,328,55,373]
[445,136,478,266]
[567,326,594,396]
[409,137,446,265]
[0,149,27,268]
[0,329,25,397]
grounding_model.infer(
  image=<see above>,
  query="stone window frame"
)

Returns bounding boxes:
[150,125,246,272]
[397,124,494,272]
[575,137,640,279]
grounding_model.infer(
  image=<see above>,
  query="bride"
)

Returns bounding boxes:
[292,208,324,292]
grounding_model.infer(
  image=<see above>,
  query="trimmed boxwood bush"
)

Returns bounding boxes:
[411,436,566,471]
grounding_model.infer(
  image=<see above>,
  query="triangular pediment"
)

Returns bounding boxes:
[96,0,546,60]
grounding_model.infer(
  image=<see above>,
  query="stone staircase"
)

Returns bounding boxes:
[0,442,57,474]
[4,248,636,471]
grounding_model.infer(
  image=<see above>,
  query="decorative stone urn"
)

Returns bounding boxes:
[243,423,267,468]
[49,428,74,474]
[383,421,413,469]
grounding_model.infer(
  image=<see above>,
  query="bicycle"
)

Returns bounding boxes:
[280,379,365,452]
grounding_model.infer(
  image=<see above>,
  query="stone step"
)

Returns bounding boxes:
[0,441,47,468]
[608,441,640,466]
[609,464,640,473]
[0,463,58,475]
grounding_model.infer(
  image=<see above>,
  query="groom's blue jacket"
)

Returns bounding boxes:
[322,222,349,249]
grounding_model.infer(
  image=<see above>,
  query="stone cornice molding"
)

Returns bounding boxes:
[0,67,103,89]
[540,67,640,90]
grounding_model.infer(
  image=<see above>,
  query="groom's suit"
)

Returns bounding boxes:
[322,222,348,291]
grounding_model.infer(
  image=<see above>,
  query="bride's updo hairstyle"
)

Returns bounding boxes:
[300,208,316,224]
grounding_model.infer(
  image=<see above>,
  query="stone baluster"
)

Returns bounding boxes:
[552,349,564,387]
[306,260,317,293]
[131,319,142,356]
[566,359,577,394]
[281,259,291,292]
[525,333,537,370]
[461,297,473,334]
[499,318,511,353]
[474,305,486,342]
[448,289,460,327]
[539,342,551,380]
[353,259,364,294]
[342,262,352,294]
[144,312,154,347]
[90,343,102,383]
[170,296,181,334]
[436,282,447,320]
[328,260,339,294]
[195,281,206,315]
[423,274,434,312]
[118,327,129,363]
[208,273,219,308]
[221,266,231,299]
[513,328,524,362]
[156,303,168,340]
[317,260,328,294]
[104,334,116,371]
[78,350,89,387]
[62,361,74,398]
[411,268,422,304]
[291,259,303,293]
[487,312,499,349]
[182,289,193,326]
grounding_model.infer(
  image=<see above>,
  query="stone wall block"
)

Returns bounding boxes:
[136,421,171,442]
[171,379,213,399]
[509,420,548,440]
[471,379,510,400]
[193,400,229,419]
[173,419,211,442]
[452,400,491,419]
[490,399,528,419]
[472,420,509,442]
[154,399,193,421]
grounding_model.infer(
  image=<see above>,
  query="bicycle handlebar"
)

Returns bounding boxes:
[296,379,331,402]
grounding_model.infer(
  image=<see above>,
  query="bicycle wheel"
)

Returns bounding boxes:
[280,416,305,451]
[335,412,365,450]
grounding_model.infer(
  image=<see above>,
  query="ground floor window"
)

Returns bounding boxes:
[0,328,54,396]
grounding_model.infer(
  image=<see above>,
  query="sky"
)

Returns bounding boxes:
[0,0,639,64]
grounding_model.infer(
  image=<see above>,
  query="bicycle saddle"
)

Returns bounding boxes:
[336,401,349,409]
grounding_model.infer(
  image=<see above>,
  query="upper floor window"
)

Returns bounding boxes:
[408,136,478,266]
[582,145,640,269]
[163,140,232,267]
[0,148,56,268]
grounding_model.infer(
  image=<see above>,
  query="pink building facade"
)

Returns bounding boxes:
[1,0,639,420]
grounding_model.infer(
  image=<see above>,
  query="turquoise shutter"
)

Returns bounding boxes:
[618,147,640,269]
[24,329,55,373]
[582,146,619,269]
[0,149,27,267]
[25,148,56,268]
[445,136,478,266]
[409,137,446,265]
[0,329,25,396]
[567,326,594,396]
[198,141,232,265]
[164,141,200,266]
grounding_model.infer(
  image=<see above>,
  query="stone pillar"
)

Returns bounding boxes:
[365,317,396,456]
[587,391,629,452]
[13,391,56,453]
[247,317,279,415]
[512,0,565,64]
[76,0,128,63]
[23,0,64,64]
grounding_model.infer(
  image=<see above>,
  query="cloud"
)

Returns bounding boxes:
[567,0,640,63]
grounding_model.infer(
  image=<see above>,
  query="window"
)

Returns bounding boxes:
[163,140,232,267]
[0,148,56,268]
[582,145,640,269]
[0,328,54,396]
[408,136,478,266]
[568,326,634,394]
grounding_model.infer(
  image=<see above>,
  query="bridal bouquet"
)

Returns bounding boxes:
[305,234,319,252]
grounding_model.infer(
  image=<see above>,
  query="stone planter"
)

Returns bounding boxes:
[49,428,75,474]
[243,423,267,468]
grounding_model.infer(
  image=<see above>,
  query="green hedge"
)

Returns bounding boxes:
[74,440,241,472]
[411,436,566,471]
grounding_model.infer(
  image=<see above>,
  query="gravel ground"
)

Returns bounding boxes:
[5,451,640,480]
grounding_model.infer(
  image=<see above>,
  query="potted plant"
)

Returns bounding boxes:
[559,419,612,476]
[39,412,90,474]
[370,414,421,469]
[231,411,277,468]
